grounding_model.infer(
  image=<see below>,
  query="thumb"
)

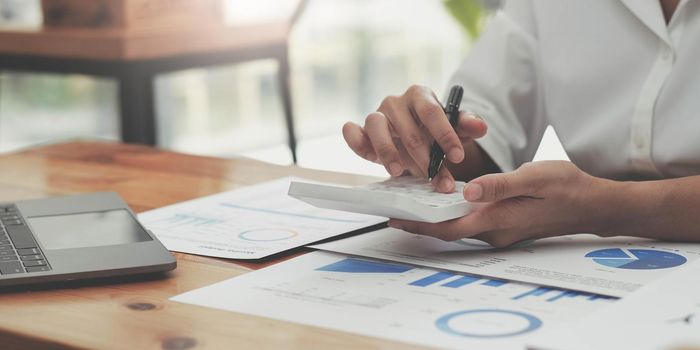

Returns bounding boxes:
[463,167,538,202]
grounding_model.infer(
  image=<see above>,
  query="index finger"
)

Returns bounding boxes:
[342,122,378,163]
[409,89,464,163]
[456,112,488,140]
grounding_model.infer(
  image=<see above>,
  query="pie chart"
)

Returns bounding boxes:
[585,248,686,270]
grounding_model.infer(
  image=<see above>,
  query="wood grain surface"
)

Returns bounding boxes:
[0,22,288,61]
[0,141,425,350]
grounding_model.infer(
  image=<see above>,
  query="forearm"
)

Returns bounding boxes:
[594,175,700,241]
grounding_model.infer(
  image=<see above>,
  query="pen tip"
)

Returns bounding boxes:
[427,169,437,183]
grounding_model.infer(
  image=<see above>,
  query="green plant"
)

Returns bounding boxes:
[443,0,487,40]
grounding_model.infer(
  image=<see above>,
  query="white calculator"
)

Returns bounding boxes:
[288,177,473,223]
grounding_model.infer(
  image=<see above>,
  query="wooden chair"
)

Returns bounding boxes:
[0,0,309,162]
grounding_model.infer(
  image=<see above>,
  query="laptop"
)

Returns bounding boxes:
[0,192,176,287]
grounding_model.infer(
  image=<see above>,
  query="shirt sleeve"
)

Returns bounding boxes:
[447,0,547,172]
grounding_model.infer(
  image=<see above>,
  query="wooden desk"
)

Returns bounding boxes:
[0,141,421,350]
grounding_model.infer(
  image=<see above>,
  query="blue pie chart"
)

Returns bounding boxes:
[585,248,686,270]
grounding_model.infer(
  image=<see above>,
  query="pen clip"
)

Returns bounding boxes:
[446,86,464,111]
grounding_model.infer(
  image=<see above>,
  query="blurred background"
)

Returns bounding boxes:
[0,0,564,177]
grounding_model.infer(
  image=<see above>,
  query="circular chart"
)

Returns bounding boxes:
[585,248,687,270]
[435,309,542,338]
[238,228,298,242]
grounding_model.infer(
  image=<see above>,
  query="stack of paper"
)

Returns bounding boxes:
[160,178,700,349]
[172,251,616,350]
[530,258,700,350]
[139,177,385,260]
[312,228,700,297]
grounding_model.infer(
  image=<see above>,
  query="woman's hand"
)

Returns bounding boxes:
[388,161,618,247]
[342,85,491,193]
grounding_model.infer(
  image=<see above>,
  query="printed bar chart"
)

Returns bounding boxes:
[513,287,552,301]
[442,275,481,288]
[512,286,615,303]
[410,272,456,287]
[482,279,508,287]
[316,258,414,273]
[314,256,617,306]
[546,290,582,302]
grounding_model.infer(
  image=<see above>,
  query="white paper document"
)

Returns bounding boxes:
[530,259,700,350]
[172,251,615,350]
[139,177,384,259]
[312,228,700,297]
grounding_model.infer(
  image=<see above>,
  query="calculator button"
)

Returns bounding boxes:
[0,255,18,262]
[0,250,16,257]
[0,245,14,251]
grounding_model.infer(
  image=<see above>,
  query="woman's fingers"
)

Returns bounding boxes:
[431,165,456,193]
[342,122,377,163]
[388,206,493,241]
[396,142,427,177]
[345,85,488,182]
[464,164,542,202]
[363,112,404,176]
[378,95,431,177]
[456,112,488,140]
[408,86,464,164]
[388,199,521,242]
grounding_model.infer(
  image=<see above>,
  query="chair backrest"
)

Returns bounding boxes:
[289,0,309,29]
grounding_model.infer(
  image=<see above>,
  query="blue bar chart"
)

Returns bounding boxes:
[482,279,508,287]
[512,286,615,303]
[410,271,457,286]
[442,275,481,288]
[316,258,414,273]
[408,271,508,289]
[315,257,616,304]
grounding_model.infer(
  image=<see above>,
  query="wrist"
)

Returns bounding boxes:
[575,175,623,236]
[585,177,656,237]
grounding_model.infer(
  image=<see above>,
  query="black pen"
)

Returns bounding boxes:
[427,85,463,181]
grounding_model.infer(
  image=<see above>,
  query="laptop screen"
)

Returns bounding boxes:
[27,209,152,250]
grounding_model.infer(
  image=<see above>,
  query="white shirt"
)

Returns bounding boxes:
[449,0,700,180]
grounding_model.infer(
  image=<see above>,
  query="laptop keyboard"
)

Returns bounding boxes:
[0,205,51,275]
